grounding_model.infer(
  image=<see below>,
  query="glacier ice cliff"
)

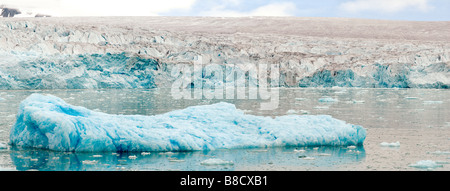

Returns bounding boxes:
[9,94,366,152]
[0,17,449,89]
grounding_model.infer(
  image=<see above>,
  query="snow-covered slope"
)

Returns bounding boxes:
[0,17,449,89]
[9,94,366,152]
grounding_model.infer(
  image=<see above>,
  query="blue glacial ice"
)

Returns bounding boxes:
[9,94,366,152]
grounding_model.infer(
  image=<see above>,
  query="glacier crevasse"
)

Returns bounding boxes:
[9,94,366,152]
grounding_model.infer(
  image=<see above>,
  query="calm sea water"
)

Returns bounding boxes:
[0,88,449,171]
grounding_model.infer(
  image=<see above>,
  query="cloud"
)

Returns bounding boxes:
[340,0,433,13]
[200,2,297,17]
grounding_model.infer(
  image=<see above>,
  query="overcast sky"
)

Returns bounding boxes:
[1,0,449,21]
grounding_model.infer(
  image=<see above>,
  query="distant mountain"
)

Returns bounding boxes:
[0,6,51,17]
[1,7,21,17]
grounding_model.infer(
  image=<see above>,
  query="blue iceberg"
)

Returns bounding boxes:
[9,94,366,152]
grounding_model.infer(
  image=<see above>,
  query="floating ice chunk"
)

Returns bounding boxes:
[380,141,400,147]
[347,145,357,149]
[141,152,151,156]
[318,97,338,103]
[82,160,98,165]
[286,110,298,115]
[429,151,450,155]
[159,152,175,155]
[404,97,419,100]
[0,97,4,101]
[408,160,443,169]
[92,155,103,158]
[351,100,365,104]
[168,158,185,162]
[128,155,137,159]
[302,157,315,160]
[423,101,443,104]
[299,110,310,114]
[200,158,234,166]
[9,94,366,152]
[248,149,268,152]
[313,106,329,110]
[0,143,6,149]
[293,149,305,152]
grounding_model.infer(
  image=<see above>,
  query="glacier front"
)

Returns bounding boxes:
[0,17,449,89]
[9,94,366,152]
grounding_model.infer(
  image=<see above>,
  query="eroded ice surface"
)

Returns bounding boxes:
[0,17,449,90]
[9,94,366,152]
[409,160,443,169]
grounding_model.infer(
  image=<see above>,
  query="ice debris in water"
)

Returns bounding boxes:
[318,97,338,103]
[380,141,400,147]
[293,149,305,152]
[423,101,443,104]
[82,160,98,165]
[428,151,450,155]
[286,110,298,115]
[0,142,7,149]
[200,158,234,166]
[128,155,137,160]
[408,160,443,169]
[9,94,366,152]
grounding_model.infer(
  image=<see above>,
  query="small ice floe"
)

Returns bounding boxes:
[408,160,443,169]
[159,152,175,155]
[168,157,185,162]
[294,149,305,152]
[428,151,450,155]
[380,141,400,147]
[423,101,443,104]
[0,97,5,101]
[295,98,307,101]
[0,143,7,149]
[316,153,331,156]
[299,110,310,114]
[313,106,329,110]
[298,156,315,160]
[334,90,347,94]
[404,97,419,100]
[82,160,98,165]
[141,152,151,156]
[200,158,234,166]
[347,145,357,149]
[318,97,338,103]
[92,155,103,158]
[248,149,268,152]
[128,155,137,160]
[349,100,365,104]
[286,110,298,115]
